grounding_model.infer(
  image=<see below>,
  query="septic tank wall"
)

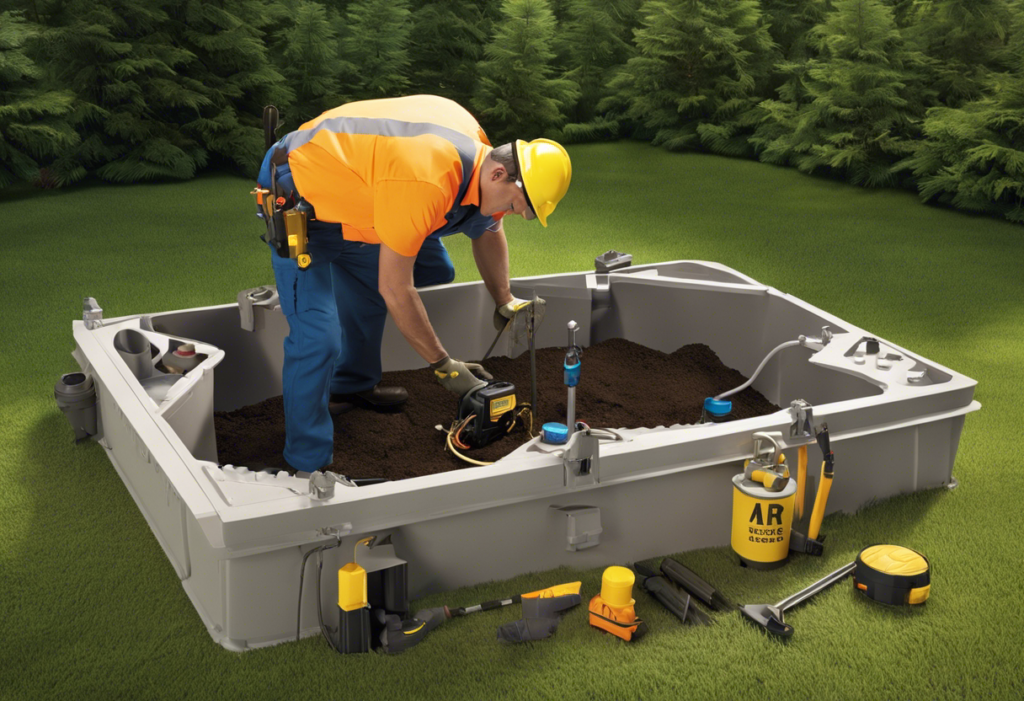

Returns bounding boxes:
[81,260,980,650]
[148,261,877,415]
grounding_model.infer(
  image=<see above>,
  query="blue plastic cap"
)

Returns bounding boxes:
[564,361,581,387]
[542,422,570,444]
[704,397,732,416]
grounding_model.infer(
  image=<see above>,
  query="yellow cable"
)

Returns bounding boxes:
[446,426,493,466]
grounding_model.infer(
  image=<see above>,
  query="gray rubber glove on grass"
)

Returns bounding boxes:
[432,356,491,396]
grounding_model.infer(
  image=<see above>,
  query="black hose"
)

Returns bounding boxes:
[316,548,342,653]
[295,540,342,651]
[296,546,321,642]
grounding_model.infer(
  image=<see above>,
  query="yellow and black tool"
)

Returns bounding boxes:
[447,581,581,618]
[251,105,312,269]
[335,536,375,654]
[589,566,647,641]
[790,423,835,556]
[854,545,931,606]
[731,432,798,569]
[445,581,582,643]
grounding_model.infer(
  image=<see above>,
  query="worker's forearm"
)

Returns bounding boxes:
[472,229,513,306]
[381,284,446,364]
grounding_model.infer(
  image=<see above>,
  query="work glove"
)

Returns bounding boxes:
[432,356,491,396]
[494,296,547,331]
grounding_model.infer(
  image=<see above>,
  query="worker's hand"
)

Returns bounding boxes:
[494,296,546,330]
[432,356,491,396]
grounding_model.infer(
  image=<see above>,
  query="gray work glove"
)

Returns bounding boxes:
[494,296,547,331]
[432,356,491,396]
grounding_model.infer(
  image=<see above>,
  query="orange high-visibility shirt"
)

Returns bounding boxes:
[280,95,500,257]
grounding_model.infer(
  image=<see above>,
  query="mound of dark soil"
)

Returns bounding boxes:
[213,338,779,480]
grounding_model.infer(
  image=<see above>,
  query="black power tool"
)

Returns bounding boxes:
[457,381,517,449]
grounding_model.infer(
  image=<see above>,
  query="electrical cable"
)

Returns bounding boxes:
[316,548,342,654]
[296,545,321,642]
[454,414,476,450]
[446,428,493,466]
[445,406,536,467]
[295,538,342,650]
[715,340,802,401]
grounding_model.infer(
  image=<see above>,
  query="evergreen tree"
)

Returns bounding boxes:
[339,0,413,100]
[12,0,212,185]
[408,0,487,107]
[607,0,775,155]
[886,0,918,28]
[474,0,579,143]
[279,0,348,125]
[898,9,1024,221]
[0,11,77,187]
[168,0,293,176]
[901,0,1014,108]
[761,0,826,61]
[756,0,927,186]
[559,0,632,132]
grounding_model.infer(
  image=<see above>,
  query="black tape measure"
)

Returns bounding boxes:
[854,544,931,606]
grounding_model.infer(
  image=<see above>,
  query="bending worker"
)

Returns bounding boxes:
[255,95,572,473]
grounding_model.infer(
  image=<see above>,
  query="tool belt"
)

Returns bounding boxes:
[251,147,313,269]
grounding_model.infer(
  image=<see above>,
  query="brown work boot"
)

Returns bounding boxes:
[330,384,408,415]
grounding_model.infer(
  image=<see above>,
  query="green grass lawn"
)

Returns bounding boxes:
[1,141,1022,700]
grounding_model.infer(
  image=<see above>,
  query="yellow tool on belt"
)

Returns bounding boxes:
[589,566,647,642]
[251,105,312,269]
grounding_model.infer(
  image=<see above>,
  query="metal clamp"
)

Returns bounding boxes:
[751,431,782,463]
[563,430,600,488]
[83,297,103,330]
[798,325,833,352]
[789,400,814,439]
[237,285,280,332]
[308,471,356,500]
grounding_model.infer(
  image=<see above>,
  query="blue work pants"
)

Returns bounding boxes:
[269,224,455,471]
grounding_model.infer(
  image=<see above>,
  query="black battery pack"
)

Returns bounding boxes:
[458,381,517,449]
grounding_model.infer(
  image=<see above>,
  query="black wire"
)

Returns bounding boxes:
[316,548,343,654]
[296,546,322,642]
[296,541,343,652]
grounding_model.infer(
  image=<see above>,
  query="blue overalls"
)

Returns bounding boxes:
[255,145,497,471]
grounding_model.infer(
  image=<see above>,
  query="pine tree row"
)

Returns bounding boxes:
[1,0,1021,221]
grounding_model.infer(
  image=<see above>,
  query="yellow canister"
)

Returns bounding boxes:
[731,473,797,569]
[338,562,368,612]
[600,566,636,607]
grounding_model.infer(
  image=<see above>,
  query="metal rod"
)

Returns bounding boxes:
[566,321,579,434]
[529,294,538,419]
[567,387,576,434]
[776,561,856,612]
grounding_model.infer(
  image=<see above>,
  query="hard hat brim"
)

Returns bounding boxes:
[513,139,548,227]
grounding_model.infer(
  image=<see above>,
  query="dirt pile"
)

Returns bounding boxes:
[214,338,780,480]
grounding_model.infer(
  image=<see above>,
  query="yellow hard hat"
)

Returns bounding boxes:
[514,138,572,227]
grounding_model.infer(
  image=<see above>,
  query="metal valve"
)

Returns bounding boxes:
[308,471,356,500]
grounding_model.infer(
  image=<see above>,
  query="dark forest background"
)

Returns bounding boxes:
[1,0,1022,222]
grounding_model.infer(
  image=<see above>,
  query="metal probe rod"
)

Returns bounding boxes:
[529,293,538,421]
[566,321,579,434]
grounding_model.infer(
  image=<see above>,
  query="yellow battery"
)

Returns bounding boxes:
[338,562,367,612]
[731,474,797,569]
[600,566,636,607]
[284,208,309,259]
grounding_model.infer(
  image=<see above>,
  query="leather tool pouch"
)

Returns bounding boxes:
[261,148,294,258]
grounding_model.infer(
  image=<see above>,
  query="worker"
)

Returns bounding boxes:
[254,95,572,473]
